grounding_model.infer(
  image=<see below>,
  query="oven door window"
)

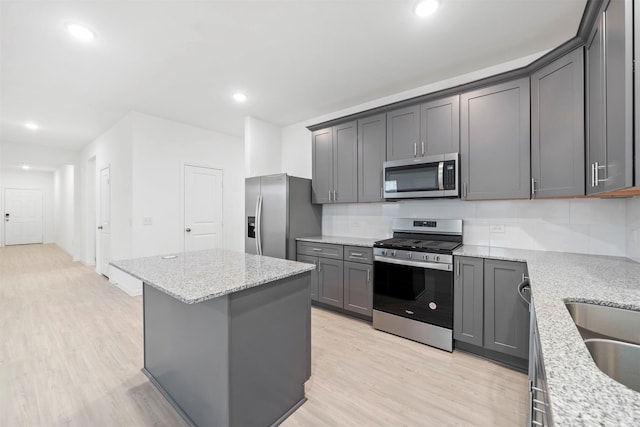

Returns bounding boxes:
[385,162,439,193]
[373,261,453,329]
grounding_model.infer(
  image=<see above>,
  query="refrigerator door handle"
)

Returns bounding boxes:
[255,194,262,255]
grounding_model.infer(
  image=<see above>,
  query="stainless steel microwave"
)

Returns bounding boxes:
[383,153,459,199]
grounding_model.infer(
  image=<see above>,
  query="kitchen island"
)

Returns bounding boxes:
[111,249,315,427]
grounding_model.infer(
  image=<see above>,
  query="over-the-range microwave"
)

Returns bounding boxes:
[383,152,459,199]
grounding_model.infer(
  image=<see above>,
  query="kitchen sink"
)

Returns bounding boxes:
[565,302,640,393]
[565,302,640,344]
[584,339,640,393]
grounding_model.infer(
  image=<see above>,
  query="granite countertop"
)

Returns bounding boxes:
[296,235,379,247]
[454,245,640,425]
[110,249,315,304]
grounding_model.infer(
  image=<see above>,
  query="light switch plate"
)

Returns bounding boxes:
[143,217,153,225]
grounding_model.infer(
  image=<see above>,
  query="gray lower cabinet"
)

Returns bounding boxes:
[386,105,420,161]
[484,259,529,359]
[311,121,357,204]
[586,0,634,195]
[343,261,373,317]
[318,257,344,308]
[460,77,531,200]
[297,254,319,301]
[358,113,386,202]
[297,241,373,318]
[454,256,529,362]
[531,47,584,198]
[453,256,484,347]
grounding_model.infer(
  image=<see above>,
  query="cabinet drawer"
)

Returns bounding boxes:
[343,246,373,264]
[296,241,343,259]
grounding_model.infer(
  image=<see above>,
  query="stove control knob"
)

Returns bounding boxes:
[392,250,396,257]
[424,254,429,261]
[434,255,440,262]
[381,250,387,256]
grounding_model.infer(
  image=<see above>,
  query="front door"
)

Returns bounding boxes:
[4,188,43,245]
[98,167,111,277]
[184,165,223,252]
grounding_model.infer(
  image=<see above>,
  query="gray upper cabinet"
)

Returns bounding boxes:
[586,0,634,195]
[358,114,386,202]
[484,259,529,360]
[531,48,584,198]
[461,77,531,200]
[386,105,420,161]
[636,0,640,187]
[420,95,460,155]
[333,122,358,203]
[311,122,357,204]
[311,128,333,204]
[453,256,484,347]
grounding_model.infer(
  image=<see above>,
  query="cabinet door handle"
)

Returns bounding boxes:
[413,143,417,157]
[350,252,364,257]
[334,190,337,201]
[596,162,606,185]
[456,260,460,276]
[591,163,596,187]
[421,141,425,156]
[380,188,383,199]
[329,190,332,201]
[531,178,536,197]
[312,248,322,252]
[367,268,371,282]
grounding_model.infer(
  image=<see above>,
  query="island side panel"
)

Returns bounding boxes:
[228,272,311,427]
[143,284,230,427]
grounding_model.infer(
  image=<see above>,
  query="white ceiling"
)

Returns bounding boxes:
[1,0,587,152]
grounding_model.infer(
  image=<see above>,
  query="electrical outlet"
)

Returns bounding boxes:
[143,217,153,226]
[490,224,505,233]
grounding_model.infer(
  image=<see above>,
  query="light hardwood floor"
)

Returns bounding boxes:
[1,244,527,426]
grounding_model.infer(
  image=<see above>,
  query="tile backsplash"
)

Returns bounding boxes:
[323,197,632,258]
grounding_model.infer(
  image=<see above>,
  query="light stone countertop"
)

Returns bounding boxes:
[110,249,315,304]
[296,235,378,247]
[454,245,640,425]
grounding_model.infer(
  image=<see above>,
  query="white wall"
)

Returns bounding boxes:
[79,114,134,266]
[281,123,312,179]
[1,170,55,245]
[53,165,75,256]
[245,116,282,177]
[626,196,640,262]
[131,112,244,257]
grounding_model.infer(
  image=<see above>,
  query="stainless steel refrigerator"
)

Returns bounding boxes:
[245,174,322,260]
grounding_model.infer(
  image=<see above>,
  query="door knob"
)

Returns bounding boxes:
[186,228,192,233]
[97,226,103,230]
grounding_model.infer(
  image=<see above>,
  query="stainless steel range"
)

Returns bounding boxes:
[373,218,462,352]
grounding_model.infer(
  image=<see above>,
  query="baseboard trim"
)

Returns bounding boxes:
[108,267,142,296]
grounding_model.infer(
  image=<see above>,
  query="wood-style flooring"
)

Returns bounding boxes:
[1,244,527,426]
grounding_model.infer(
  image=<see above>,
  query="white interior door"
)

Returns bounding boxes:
[184,165,223,252]
[4,189,43,245]
[98,167,111,276]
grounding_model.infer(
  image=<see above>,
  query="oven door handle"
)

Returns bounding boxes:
[374,256,452,272]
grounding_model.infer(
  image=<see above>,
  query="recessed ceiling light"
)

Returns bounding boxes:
[24,122,40,130]
[22,163,30,170]
[65,23,96,41]
[414,0,440,17]
[232,92,248,103]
